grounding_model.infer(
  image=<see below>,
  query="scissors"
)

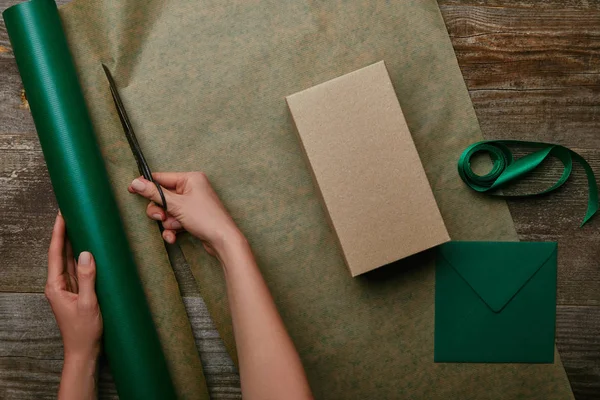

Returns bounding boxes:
[102,64,168,231]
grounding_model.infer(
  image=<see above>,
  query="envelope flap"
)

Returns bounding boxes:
[438,242,557,313]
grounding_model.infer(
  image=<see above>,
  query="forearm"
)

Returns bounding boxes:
[130,171,311,397]
[58,355,99,400]
[218,235,313,400]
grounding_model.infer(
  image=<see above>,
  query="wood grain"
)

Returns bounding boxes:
[443,5,600,141]
[439,0,600,10]
[0,133,56,293]
[0,357,119,400]
[1,0,599,399]
[0,28,36,134]
[440,5,600,398]
[556,306,600,399]
[0,293,241,399]
[471,89,600,145]
[1,293,596,399]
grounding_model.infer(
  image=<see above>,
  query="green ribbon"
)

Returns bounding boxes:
[458,141,599,227]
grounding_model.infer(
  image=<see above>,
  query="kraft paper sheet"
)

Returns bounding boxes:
[29,0,576,398]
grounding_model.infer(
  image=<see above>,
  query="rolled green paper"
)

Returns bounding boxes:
[458,140,599,226]
[3,0,177,398]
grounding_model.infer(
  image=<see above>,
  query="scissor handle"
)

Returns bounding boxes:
[153,181,168,212]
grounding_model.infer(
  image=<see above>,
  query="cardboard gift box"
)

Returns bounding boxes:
[286,61,450,276]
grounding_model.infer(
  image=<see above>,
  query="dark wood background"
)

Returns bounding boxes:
[1,0,599,399]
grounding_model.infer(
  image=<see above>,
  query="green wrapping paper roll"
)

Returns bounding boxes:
[3,0,177,398]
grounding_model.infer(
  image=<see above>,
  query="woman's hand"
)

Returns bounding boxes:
[128,172,244,257]
[46,212,102,399]
[46,212,103,360]
[130,172,313,399]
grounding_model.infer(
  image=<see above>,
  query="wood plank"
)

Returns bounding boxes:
[1,1,599,399]
[442,5,600,141]
[0,133,56,293]
[523,233,600,306]
[1,4,599,288]
[0,15,201,294]
[439,0,600,10]
[0,2,56,293]
[0,293,241,399]
[0,131,201,293]
[1,293,596,399]
[556,306,600,400]
[502,150,600,306]
[0,357,118,400]
[167,243,201,298]
[1,7,599,294]
[0,357,242,400]
[0,38,36,133]
[441,5,600,143]
[471,88,600,145]
[488,148,600,231]
[442,5,600,308]
[183,297,242,399]
[5,114,595,301]
[0,292,61,359]
[0,0,71,131]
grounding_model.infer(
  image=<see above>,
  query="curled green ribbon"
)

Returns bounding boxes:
[458,141,599,226]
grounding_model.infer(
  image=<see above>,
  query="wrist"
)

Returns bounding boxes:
[212,227,246,255]
[60,350,99,400]
[63,352,99,375]
[213,229,252,269]
[64,347,100,365]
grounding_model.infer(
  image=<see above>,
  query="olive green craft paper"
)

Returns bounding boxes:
[51,0,574,398]
[5,0,210,399]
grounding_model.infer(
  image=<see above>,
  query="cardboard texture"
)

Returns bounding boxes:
[435,241,558,363]
[51,0,574,398]
[286,62,450,276]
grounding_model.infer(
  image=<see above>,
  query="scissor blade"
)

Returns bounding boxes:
[102,64,168,212]
[102,65,135,143]
[102,64,152,179]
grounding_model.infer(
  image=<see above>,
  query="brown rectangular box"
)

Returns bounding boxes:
[286,61,450,276]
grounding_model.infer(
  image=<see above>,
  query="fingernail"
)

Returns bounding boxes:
[79,251,92,265]
[131,179,146,192]
[58,209,62,216]
[165,232,175,243]
[170,220,182,230]
[152,213,163,221]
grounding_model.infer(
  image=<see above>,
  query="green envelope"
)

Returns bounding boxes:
[435,241,557,363]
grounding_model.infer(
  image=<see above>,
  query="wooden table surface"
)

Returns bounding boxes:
[1,0,599,399]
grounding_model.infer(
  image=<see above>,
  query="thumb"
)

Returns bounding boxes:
[77,251,98,312]
[130,177,176,209]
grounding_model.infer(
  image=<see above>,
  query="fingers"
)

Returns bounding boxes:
[77,252,98,312]
[47,212,66,283]
[162,216,182,230]
[151,172,186,189]
[162,229,177,244]
[129,177,176,208]
[65,239,78,293]
[146,203,182,231]
[146,202,165,221]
